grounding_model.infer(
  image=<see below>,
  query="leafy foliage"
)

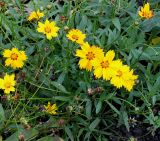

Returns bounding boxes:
[0,0,160,140]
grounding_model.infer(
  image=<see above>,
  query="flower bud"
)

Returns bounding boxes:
[18,134,25,141]
[64,26,69,31]
[134,21,139,26]
[47,4,52,9]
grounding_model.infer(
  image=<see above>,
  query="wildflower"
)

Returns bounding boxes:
[37,19,59,40]
[3,48,27,69]
[0,74,16,94]
[110,63,130,89]
[76,42,104,71]
[138,3,153,19]
[28,10,44,21]
[123,69,138,91]
[110,63,138,91]
[92,50,118,80]
[44,102,58,115]
[66,29,86,45]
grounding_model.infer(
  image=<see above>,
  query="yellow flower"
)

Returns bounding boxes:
[3,48,27,69]
[123,70,138,91]
[37,19,59,40]
[28,10,44,21]
[110,63,138,91]
[92,50,118,80]
[66,29,86,45]
[138,3,153,19]
[0,74,16,94]
[76,42,104,71]
[110,64,130,89]
[44,102,58,115]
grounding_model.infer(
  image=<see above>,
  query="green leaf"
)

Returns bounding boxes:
[57,72,66,84]
[122,111,130,131]
[112,18,121,31]
[86,99,92,118]
[149,76,160,96]
[53,96,70,101]
[64,126,74,141]
[106,101,120,115]
[5,128,38,141]
[140,14,160,32]
[0,104,5,124]
[24,128,39,140]
[51,81,69,94]
[37,136,54,141]
[96,100,102,114]
[89,118,100,131]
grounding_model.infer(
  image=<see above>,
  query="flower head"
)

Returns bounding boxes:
[92,50,118,80]
[139,3,153,19]
[0,74,16,94]
[3,48,27,69]
[44,102,58,115]
[110,64,130,89]
[28,10,44,21]
[76,42,104,71]
[66,29,86,45]
[123,69,138,91]
[37,19,59,40]
[110,63,138,91]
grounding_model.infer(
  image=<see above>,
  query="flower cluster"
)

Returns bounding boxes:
[67,29,138,91]
[0,48,27,94]
[28,9,59,40]
[27,9,59,115]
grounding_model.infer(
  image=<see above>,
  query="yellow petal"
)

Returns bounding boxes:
[79,59,88,69]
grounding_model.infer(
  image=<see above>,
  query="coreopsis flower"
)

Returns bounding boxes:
[92,50,118,80]
[110,63,130,89]
[28,10,44,21]
[3,48,27,69]
[0,74,16,94]
[123,69,138,91]
[76,42,104,71]
[66,29,86,45]
[44,102,58,115]
[37,19,59,40]
[138,3,153,19]
[110,63,138,91]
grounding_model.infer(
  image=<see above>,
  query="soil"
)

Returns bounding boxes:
[109,124,160,141]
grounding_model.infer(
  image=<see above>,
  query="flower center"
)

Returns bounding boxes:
[86,52,95,60]
[101,61,109,68]
[45,26,51,33]
[11,53,18,60]
[116,70,123,77]
[72,34,79,40]
[4,82,11,89]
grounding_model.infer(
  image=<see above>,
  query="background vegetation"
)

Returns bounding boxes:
[0,0,160,140]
